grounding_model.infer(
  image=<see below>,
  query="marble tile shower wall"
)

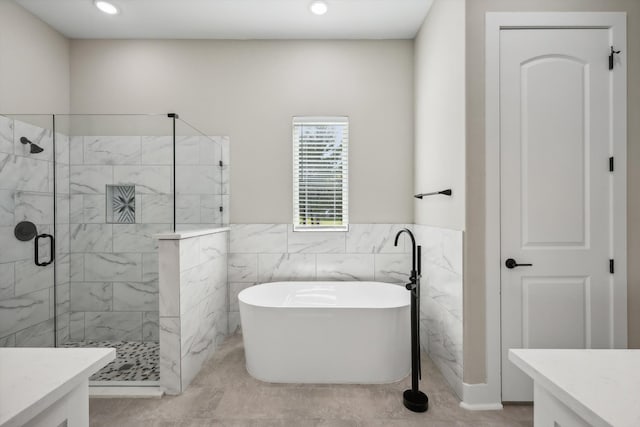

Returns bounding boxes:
[0,116,71,347]
[227,224,414,333]
[67,134,227,343]
[414,224,463,399]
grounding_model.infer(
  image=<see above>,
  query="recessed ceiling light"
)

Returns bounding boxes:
[310,1,328,16]
[94,1,119,15]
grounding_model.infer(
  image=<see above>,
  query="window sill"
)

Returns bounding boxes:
[293,225,349,232]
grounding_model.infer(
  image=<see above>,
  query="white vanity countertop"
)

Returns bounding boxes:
[0,347,115,427]
[509,349,640,427]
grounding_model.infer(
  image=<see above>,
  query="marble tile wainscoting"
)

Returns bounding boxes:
[414,224,464,399]
[227,224,415,333]
[158,228,229,395]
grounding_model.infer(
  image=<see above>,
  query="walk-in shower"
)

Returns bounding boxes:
[0,113,228,386]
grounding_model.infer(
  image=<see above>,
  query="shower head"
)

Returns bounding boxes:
[30,143,44,154]
[20,137,44,154]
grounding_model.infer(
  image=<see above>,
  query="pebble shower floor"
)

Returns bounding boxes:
[62,341,159,382]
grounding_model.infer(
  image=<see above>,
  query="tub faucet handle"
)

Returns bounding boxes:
[409,270,418,282]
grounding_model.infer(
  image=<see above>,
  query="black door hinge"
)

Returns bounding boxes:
[610,259,615,274]
[219,160,224,167]
[219,206,223,212]
[609,157,614,172]
[609,46,621,70]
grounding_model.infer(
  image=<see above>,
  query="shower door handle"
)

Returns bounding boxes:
[34,234,55,267]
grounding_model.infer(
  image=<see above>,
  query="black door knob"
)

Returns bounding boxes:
[505,258,533,269]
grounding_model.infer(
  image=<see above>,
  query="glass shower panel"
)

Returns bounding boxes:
[55,116,71,345]
[0,114,58,348]
[56,114,173,384]
[174,119,227,231]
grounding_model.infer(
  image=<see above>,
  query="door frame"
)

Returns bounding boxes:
[484,12,627,405]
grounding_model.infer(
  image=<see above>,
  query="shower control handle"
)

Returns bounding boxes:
[505,258,532,269]
[34,234,55,267]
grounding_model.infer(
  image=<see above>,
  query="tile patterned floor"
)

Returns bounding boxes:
[63,340,159,382]
[90,334,533,426]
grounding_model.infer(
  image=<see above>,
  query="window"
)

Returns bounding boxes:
[293,116,349,231]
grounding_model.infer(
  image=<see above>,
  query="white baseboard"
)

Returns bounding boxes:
[460,401,504,411]
[460,382,503,411]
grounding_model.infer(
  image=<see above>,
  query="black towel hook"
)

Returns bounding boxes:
[609,46,621,70]
[414,189,452,199]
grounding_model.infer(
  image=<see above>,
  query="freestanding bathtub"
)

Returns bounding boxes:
[238,281,410,384]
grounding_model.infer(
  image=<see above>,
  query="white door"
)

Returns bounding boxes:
[500,28,618,401]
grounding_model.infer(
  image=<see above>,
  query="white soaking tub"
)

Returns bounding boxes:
[238,281,410,384]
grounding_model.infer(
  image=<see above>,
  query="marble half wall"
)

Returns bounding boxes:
[158,228,228,395]
[227,223,414,334]
[414,224,463,399]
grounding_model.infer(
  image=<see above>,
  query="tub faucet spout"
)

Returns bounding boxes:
[394,228,418,282]
[394,227,428,412]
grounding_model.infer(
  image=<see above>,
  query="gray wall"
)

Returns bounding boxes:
[412,0,466,398]
[464,0,640,384]
[0,1,70,114]
[414,0,466,230]
[69,40,415,225]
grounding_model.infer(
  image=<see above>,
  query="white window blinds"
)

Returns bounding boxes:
[293,116,349,231]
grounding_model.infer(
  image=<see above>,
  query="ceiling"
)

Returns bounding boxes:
[15,0,434,40]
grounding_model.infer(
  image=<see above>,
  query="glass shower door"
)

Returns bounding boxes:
[174,118,227,231]
[0,114,59,347]
[55,114,174,385]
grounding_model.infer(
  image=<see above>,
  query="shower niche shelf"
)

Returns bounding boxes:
[106,184,136,224]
